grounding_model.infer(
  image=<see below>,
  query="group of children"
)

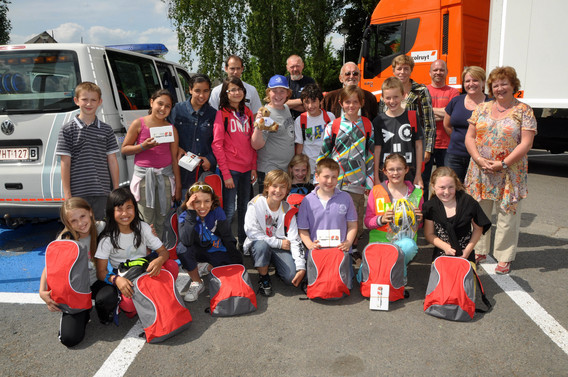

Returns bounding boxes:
[40,77,491,348]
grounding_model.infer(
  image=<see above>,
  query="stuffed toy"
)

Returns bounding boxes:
[254,107,279,132]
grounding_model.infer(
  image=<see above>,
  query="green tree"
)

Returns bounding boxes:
[303,0,343,86]
[246,0,310,86]
[246,0,343,88]
[0,0,11,45]
[340,0,379,63]
[164,0,248,81]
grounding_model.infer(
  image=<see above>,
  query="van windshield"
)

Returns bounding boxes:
[0,49,80,114]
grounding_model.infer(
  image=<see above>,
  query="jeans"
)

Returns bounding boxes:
[256,171,266,197]
[444,152,471,184]
[176,242,243,272]
[422,148,447,199]
[223,170,251,244]
[250,240,296,285]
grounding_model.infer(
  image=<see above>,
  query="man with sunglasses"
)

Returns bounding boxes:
[322,61,378,120]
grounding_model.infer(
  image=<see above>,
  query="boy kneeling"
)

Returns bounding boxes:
[297,158,358,255]
[243,170,306,296]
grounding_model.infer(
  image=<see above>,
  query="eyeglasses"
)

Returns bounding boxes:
[386,167,405,173]
[189,184,213,193]
[226,88,244,94]
[344,71,359,77]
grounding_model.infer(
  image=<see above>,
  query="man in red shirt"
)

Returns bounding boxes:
[424,59,459,196]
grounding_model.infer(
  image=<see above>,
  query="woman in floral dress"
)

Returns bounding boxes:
[464,66,537,274]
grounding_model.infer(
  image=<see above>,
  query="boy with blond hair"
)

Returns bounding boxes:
[57,81,120,220]
[243,169,305,296]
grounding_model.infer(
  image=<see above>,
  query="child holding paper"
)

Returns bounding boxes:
[121,89,182,238]
[297,158,358,253]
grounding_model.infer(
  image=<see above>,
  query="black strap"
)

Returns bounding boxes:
[224,115,228,133]
[473,268,492,313]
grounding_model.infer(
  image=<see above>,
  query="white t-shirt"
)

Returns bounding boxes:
[95,222,163,269]
[294,110,335,175]
[59,221,105,285]
[208,80,262,114]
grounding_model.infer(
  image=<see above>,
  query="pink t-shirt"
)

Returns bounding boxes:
[134,118,172,168]
[427,84,459,149]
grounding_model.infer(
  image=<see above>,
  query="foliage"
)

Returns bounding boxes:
[164,0,248,81]
[339,0,379,63]
[0,0,11,45]
[246,0,310,86]
[165,0,375,91]
[303,0,344,86]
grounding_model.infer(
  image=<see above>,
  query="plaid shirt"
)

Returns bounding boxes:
[318,116,375,190]
[379,79,436,153]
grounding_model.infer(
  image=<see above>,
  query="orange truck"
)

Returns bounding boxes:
[359,0,568,153]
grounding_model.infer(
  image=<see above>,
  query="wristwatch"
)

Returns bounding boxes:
[502,161,508,169]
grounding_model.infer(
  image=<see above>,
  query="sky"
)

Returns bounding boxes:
[8,0,344,71]
[8,0,184,65]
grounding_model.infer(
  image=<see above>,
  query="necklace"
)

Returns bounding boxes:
[495,100,514,113]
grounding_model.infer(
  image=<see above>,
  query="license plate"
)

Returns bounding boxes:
[0,147,39,161]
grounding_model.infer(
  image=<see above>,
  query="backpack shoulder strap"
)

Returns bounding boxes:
[300,112,308,141]
[284,206,299,236]
[223,113,229,133]
[472,265,492,313]
[408,110,418,133]
[322,110,331,124]
[361,116,373,140]
[331,118,342,145]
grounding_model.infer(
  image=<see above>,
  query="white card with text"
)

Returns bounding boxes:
[369,284,390,311]
[316,229,341,247]
[149,125,175,144]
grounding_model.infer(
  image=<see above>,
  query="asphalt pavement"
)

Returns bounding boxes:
[1,150,567,377]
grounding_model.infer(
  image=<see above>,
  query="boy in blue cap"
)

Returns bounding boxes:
[252,75,296,193]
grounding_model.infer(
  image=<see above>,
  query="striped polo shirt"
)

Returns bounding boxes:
[56,116,120,197]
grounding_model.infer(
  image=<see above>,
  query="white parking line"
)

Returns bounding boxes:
[93,320,146,377]
[480,256,568,355]
[0,292,44,304]
[94,270,190,377]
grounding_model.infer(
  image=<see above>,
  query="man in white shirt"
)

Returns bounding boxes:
[209,55,262,114]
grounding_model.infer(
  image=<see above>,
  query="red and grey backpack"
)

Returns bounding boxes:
[132,269,192,343]
[208,264,257,317]
[45,240,92,314]
[306,247,352,300]
[424,256,492,321]
[300,110,331,141]
[358,242,406,302]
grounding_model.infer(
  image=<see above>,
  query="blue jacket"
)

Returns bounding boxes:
[169,97,217,187]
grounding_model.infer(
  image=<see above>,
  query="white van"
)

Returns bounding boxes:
[0,43,192,224]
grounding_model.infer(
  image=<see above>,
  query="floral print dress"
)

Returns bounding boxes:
[464,100,537,213]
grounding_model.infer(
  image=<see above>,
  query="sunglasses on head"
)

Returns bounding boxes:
[189,184,213,193]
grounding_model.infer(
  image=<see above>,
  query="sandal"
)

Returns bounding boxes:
[495,262,511,275]
[475,254,487,264]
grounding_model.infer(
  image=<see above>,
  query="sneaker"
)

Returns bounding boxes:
[495,262,511,275]
[184,281,204,302]
[351,250,362,264]
[197,262,210,277]
[258,275,272,296]
[240,243,250,256]
[475,254,487,264]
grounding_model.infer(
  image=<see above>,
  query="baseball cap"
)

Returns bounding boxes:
[267,75,289,89]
